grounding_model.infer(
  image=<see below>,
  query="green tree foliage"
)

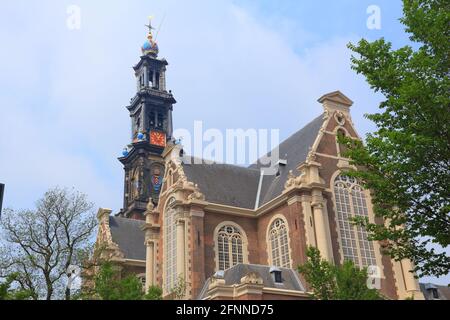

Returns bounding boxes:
[0,273,33,300]
[333,261,382,300]
[298,247,382,300]
[88,262,162,300]
[144,286,163,300]
[297,247,336,300]
[170,275,187,300]
[342,0,450,277]
[0,187,97,300]
[92,262,143,300]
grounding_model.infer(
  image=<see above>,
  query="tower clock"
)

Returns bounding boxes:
[118,22,176,219]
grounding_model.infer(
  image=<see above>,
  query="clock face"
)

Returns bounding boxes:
[150,131,166,147]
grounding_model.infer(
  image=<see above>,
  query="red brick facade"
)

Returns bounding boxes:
[99,91,423,300]
[145,92,403,300]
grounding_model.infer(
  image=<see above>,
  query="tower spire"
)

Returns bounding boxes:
[145,16,155,35]
[118,17,176,219]
[142,16,159,56]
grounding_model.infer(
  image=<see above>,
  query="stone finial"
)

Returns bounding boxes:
[318,91,353,116]
[306,150,317,164]
[97,208,112,223]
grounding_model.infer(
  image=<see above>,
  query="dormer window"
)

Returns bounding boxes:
[430,288,439,299]
[270,266,283,284]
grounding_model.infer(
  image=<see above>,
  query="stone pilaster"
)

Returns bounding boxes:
[145,239,155,291]
[311,189,333,262]
[401,259,424,299]
[176,218,186,280]
[189,205,206,299]
[299,196,316,248]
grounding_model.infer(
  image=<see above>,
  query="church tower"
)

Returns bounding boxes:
[118,19,176,219]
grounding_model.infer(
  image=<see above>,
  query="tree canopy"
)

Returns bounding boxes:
[298,247,382,300]
[81,261,162,300]
[343,0,450,277]
[0,187,97,300]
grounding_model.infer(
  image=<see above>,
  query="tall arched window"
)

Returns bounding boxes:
[164,197,177,293]
[334,175,377,267]
[268,218,291,268]
[216,225,245,271]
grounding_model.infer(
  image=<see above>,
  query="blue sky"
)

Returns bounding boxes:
[0,0,447,284]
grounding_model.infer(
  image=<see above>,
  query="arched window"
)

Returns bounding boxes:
[268,218,291,268]
[216,225,245,271]
[334,175,377,267]
[164,197,177,293]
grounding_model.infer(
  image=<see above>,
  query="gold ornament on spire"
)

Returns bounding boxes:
[142,16,159,56]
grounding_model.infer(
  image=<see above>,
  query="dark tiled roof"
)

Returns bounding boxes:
[223,264,305,291]
[181,114,324,209]
[198,264,305,299]
[420,283,450,300]
[251,113,324,206]
[109,216,145,261]
[182,160,260,209]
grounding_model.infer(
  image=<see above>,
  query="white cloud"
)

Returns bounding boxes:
[0,0,381,212]
[0,0,447,286]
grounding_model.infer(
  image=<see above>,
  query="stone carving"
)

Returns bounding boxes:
[240,272,263,285]
[109,243,125,260]
[146,198,155,212]
[174,162,188,187]
[334,111,346,126]
[96,209,125,261]
[284,170,305,189]
[306,149,316,163]
[188,184,206,201]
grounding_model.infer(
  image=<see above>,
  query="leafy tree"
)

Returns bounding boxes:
[342,0,450,277]
[88,262,162,300]
[92,262,123,300]
[0,187,97,300]
[297,247,336,300]
[119,275,144,300]
[144,285,163,300]
[0,273,33,300]
[298,247,382,300]
[333,261,382,300]
[170,275,187,300]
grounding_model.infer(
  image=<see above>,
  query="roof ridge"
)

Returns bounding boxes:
[182,156,261,172]
[225,262,296,271]
[249,113,324,168]
[111,216,145,224]
[277,113,324,148]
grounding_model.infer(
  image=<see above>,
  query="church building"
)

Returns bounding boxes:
[94,23,424,300]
